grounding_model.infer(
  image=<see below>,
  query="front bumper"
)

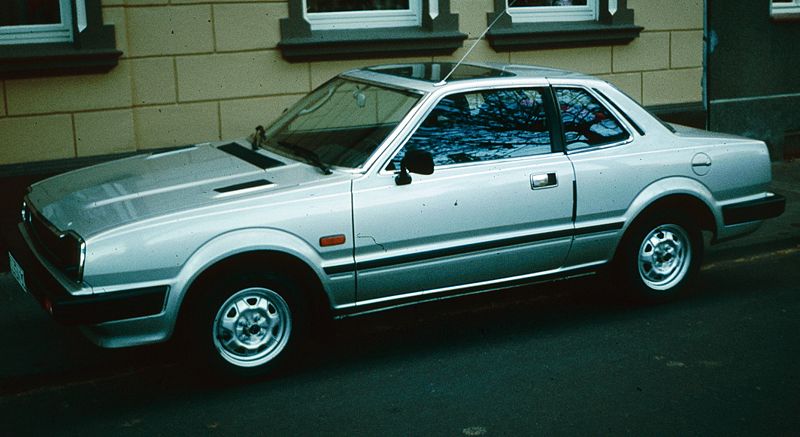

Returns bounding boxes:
[722,193,786,226]
[6,223,168,325]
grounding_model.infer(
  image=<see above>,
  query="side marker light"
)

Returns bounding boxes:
[319,234,346,247]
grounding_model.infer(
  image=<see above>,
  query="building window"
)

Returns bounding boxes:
[486,0,641,51]
[279,0,466,62]
[772,0,800,16]
[0,0,120,78]
[1,0,76,45]
[304,0,421,30]
[508,0,598,23]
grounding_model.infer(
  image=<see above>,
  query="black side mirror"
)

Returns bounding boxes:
[395,150,434,186]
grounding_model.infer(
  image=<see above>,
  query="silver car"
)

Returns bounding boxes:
[7,62,785,376]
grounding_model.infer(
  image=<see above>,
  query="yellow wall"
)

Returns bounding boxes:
[0,0,704,166]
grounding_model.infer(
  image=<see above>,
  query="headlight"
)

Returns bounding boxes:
[60,231,87,283]
[23,197,86,283]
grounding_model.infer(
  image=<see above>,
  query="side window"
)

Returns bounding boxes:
[389,88,553,169]
[555,87,629,151]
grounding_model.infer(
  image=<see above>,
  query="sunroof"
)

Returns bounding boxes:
[366,63,514,83]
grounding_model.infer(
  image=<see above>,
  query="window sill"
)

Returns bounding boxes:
[487,21,642,51]
[278,27,467,62]
[0,42,122,79]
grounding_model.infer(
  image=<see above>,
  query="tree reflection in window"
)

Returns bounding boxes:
[391,88,552,169]
[555,88,628,151]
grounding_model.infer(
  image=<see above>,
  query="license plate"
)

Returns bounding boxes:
[8,253,27,293]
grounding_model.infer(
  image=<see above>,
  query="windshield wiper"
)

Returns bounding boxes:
[277,141,332,175]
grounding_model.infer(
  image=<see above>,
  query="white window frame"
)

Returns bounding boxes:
[771,0,800,15]
[0,0,83,45]
[303,0,422,30]
[507,0,598,23]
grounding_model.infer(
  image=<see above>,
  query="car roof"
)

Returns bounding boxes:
[340,62,593,92]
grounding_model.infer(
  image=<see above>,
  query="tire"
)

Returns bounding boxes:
[615,213,703,303]
[187,270,305,377]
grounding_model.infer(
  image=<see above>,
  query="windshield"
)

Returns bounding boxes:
[261,78,423,169]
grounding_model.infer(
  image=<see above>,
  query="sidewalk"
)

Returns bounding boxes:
[706,159,800,257]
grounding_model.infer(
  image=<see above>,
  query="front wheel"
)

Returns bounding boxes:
[212,286,292,369]
[188,271,305,377]
[615,215,703,303]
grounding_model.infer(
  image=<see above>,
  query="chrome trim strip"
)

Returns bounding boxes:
[334,261,604,318]
[323,222,623,275]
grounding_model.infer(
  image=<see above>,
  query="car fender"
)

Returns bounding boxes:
[622,176,721,235]
[165,227,332,323]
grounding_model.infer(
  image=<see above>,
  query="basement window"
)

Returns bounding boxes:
[771,0,800,20]
[279,0,466,62]
[0,0,121,78]
[508,0,598,23]
[304,0,422,30]
[0,0,74,45]
[486,0,642,51]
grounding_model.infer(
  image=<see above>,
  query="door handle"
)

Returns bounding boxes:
[530,173,558,190]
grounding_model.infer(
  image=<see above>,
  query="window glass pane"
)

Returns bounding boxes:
[555,88,628,151]
[307,0,410,13]
[511,0,588,7]
[263,78,421,169]
[772,0,800,13]
[392,89,552,169]
[507,0,596,23]
[1,0,62,26]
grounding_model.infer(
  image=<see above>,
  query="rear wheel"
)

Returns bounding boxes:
[616,214,703,303]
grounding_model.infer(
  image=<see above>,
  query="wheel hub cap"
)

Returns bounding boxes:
[213,287,292,368]
[638,224,692,291]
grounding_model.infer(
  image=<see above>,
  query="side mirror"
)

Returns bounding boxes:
[395,150,434,185]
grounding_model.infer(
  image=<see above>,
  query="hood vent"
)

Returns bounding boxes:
[214,179,273,194]
[218,143,284,170]
[148,144,198,158]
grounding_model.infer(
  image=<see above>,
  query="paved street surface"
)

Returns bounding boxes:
[1,239,798,436]
[0,161,798,436]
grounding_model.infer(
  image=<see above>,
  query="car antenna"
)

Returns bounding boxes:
[434,0,517,87]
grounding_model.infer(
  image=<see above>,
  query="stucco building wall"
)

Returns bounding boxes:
[0,0,704,167]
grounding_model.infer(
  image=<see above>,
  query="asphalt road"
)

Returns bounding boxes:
[0,239,798,436]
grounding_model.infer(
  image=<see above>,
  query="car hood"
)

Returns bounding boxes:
[27,141,344,238]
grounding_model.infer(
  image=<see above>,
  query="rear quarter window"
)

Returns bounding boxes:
[555,87,630,151]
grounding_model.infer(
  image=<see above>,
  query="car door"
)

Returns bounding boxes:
[552,85,638,268]
[351,86,576,306]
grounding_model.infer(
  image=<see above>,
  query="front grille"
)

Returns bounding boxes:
[23,198,85,283]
